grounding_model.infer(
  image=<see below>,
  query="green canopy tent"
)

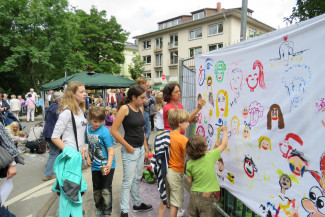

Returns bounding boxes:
[41,71,135,91]
[153,83,167,90]
[40,71,136,121]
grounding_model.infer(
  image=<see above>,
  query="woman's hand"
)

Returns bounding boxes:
[86,156,92,167]
[7,165,17,179]
[127,145,135,154]
[197,99,206,110]
[80,147,87,160]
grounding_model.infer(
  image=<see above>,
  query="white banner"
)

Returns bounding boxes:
[195,14,325,217]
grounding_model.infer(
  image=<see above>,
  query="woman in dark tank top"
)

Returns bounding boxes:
[111,85,152,216]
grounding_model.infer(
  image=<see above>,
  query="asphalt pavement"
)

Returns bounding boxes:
[1,114,221,217]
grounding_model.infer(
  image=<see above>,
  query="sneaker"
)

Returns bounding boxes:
[42,174,56,181]
[96,210,103,216]
[132,203,153,212]
[121,212,128,217]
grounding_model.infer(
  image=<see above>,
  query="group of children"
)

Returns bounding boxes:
[86,104,228,217]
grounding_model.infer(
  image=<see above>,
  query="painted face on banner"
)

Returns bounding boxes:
[246,69,259,91]
[217,160,224,174]
[288,155,308,177]
[271,108,279,121]
[244,157,257,178]
[230,68,243,93]
[217,93,226,117]
[196,126,205,137]
[279,41,294,66]
[260,138,271,150]
[242,107,249,118]
[288,79,306,107]
[243,126,250,141]
[231,118,239,135]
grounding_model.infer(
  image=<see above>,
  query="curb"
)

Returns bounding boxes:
[36,194,58,217]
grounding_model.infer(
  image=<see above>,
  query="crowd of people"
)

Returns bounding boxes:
[0,78,227,217]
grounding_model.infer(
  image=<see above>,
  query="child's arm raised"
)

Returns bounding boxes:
[217,126,228,153]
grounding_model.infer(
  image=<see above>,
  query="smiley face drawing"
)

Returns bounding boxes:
[244,156,258,178]
[196,125,205,137]
[242,126,251,141]
[258,136,272,151]
[227,173,235,184]
[215,61,226,82]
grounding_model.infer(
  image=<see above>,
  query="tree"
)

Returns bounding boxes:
[0,0,79,94]
[284,0,325,24]
[128,55,145,80]
[74,7,129,74]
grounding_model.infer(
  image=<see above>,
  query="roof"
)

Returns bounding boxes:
[41,72,136,91]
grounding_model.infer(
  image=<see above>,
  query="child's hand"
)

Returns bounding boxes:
[86,157,92,167]
[105,165,111,174]
[220,125,227,132]
[197,99,206,109]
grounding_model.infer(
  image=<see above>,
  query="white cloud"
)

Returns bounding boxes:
[68,0,297,42]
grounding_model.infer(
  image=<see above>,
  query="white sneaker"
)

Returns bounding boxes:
[177,209,185,217]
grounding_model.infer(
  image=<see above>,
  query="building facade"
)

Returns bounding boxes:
[135,2,275,85]
[119,42,138,79]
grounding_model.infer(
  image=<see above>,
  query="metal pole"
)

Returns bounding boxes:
[240,0,248,41]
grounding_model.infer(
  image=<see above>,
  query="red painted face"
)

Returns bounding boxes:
[244,158,256,178]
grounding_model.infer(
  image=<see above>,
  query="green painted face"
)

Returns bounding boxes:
[215,61,226,82]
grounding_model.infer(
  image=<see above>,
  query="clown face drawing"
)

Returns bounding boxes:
[244,156,257,178]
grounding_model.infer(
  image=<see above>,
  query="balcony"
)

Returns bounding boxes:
[154,46,162,53]
[154,76,178,84]
[168,42,178,49]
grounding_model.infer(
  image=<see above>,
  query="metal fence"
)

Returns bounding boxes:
[179,57,259,217]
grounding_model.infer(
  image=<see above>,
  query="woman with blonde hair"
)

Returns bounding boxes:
[5,122,20,144]
[51,81,88,216]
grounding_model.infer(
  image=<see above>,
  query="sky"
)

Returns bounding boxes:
[68,0,297,42]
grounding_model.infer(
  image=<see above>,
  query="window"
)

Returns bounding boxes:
[156,71,163,78]
[143,55,151,64]
[159,23,167,30]
[155,37,163,49]
[144,72,151,79]
[189,28,202,39]
[156,54,162,66]
[170,52,178,64]
[174,18,182,26]
[143,40,151,49]
[208,23,223,36]
[193,11,204,20]
[208,43,223,51]
[169,33,178,48]
[249,28,256,38]
[167,21,173,28]
[189,47,202,57]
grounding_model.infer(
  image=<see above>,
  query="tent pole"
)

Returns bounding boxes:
[103,89,107,108]
[41,91,46,123]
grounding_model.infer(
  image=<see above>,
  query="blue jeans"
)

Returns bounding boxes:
[110,103,116,108]
[43,138,60,177]
[120,145,144,213]
[143,111,150,144]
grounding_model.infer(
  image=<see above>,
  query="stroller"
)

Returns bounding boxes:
[0,111,23,130]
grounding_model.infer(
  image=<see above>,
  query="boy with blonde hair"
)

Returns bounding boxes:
[158,109,190,217]
[186,126,228,217]
[86,107,115,216]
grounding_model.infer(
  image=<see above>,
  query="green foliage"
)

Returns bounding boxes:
[0,1,129,95]
[284,0,325,24]
[128,55,145,80]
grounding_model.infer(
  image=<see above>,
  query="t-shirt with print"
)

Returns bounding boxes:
[168,131,188,173]
[186,148,221,192]
[85,125,116,171]
[52,108,87,151]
